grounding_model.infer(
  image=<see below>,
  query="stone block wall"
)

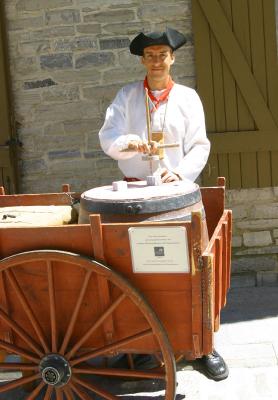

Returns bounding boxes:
[3,0,194,193]
[227,188,278,288]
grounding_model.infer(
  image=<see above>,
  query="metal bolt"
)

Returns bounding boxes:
[135,205,142,213]
[126,205,133,214]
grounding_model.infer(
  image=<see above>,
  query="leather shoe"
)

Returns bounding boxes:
[200,349,229,381]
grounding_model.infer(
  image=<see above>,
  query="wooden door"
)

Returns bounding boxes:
[0,4,17,193]
[192,0,278,188]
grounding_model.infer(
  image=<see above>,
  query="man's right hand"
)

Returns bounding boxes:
[127,140,158,155]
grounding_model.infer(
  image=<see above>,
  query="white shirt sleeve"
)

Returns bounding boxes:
[172,90,210,182]
[99,87,141,160]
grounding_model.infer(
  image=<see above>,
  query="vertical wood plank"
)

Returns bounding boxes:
[202,154,219,187]
[192,0,216,132]
[220,0,242,189]
[228,153,241,188]
[249,0,267,100]
[220,0,238,131]
[263,0,278,126]
[202,254,214,355]
[210,32,226,132]
[232,0,255,131]
[89,214,114,344]
[257,151,271,187]
[241,152,258,188]
[214,238,222,332]
[270,151,278,186]
[0,6,11,142]
[191,211,204,358]
[227,211,232,290]
[218,154,229,189]
[0,5,16,194]
[233,1,257,187]
[221,223,228,308]
[0,272,13,343]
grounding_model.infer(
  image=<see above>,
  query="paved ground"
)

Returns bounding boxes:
[174,286,278,400]
[118,286,278,399]
[0,286,277,399]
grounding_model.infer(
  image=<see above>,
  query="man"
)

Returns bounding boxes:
[99,28,209,183]
[99,28,228,381]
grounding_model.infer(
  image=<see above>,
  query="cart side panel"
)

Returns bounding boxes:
[0,225,93,259]
[0,193,76,207]
[90,217,203,359]
[202,209,232,354]
[200,186,225,238]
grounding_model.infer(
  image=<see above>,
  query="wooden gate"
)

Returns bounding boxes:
[0,4,17,194]
[192,0,278,189]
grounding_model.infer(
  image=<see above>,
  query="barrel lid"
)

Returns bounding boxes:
[80,180,201,215]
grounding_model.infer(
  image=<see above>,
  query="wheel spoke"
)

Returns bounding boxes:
[66,293,126,360]
[5,269,50,353]
[73,375,118,400]
[55,387,64,400]
[71,328,153,366]
[0,340,40,363]
[0,308,44,357]
[63,386,75,400]
[0,363,38,371]
[73,365,165,379]
[127,353,134,369]
[47,261,57,352]
[59,271,92,355]
[26,380,45,400]
[69,382,91,400]
[43,385,53,400]
[0,372,41,393]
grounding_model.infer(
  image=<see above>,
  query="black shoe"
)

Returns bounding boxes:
[200,349,229,381]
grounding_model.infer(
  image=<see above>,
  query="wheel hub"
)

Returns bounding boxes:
[39,354,71,387]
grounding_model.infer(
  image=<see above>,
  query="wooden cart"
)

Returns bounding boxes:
[0,178,232,399]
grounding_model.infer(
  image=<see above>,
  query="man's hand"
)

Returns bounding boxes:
[127,140,158,155]
[160,168,180,183]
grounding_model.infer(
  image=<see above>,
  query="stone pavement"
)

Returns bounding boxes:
[174,286,278,400]
[119,286,278,399]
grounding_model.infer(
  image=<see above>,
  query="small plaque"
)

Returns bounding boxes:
[128,226,190,273]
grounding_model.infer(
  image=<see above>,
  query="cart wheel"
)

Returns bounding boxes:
[0,250,176,399]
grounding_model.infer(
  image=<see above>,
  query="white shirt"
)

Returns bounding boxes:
[99,81,210,181]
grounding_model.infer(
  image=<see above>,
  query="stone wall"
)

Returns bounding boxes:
[227,188,278,287]
[3,0,194,193]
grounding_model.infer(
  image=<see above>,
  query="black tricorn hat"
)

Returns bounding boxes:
[129,27,186,56]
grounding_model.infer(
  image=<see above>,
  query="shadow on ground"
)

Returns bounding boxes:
[220,286,278,323]
[0,377,186,399]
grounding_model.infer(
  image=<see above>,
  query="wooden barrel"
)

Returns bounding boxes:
[79,180,208,247]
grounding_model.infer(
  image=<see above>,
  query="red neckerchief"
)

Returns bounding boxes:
[143,76,174,112]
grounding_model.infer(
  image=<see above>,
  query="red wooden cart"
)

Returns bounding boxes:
[0,178,232,399]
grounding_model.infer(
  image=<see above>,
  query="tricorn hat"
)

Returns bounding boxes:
[129,27,186,56]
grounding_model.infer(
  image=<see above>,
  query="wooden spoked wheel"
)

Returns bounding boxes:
[0,250,176,399]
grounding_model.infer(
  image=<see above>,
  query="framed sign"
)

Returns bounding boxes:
[128,226,190,273]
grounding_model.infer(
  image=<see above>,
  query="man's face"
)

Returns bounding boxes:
[141,45,175,81]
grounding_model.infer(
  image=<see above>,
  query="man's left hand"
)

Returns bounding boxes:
[160,168,180,183]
